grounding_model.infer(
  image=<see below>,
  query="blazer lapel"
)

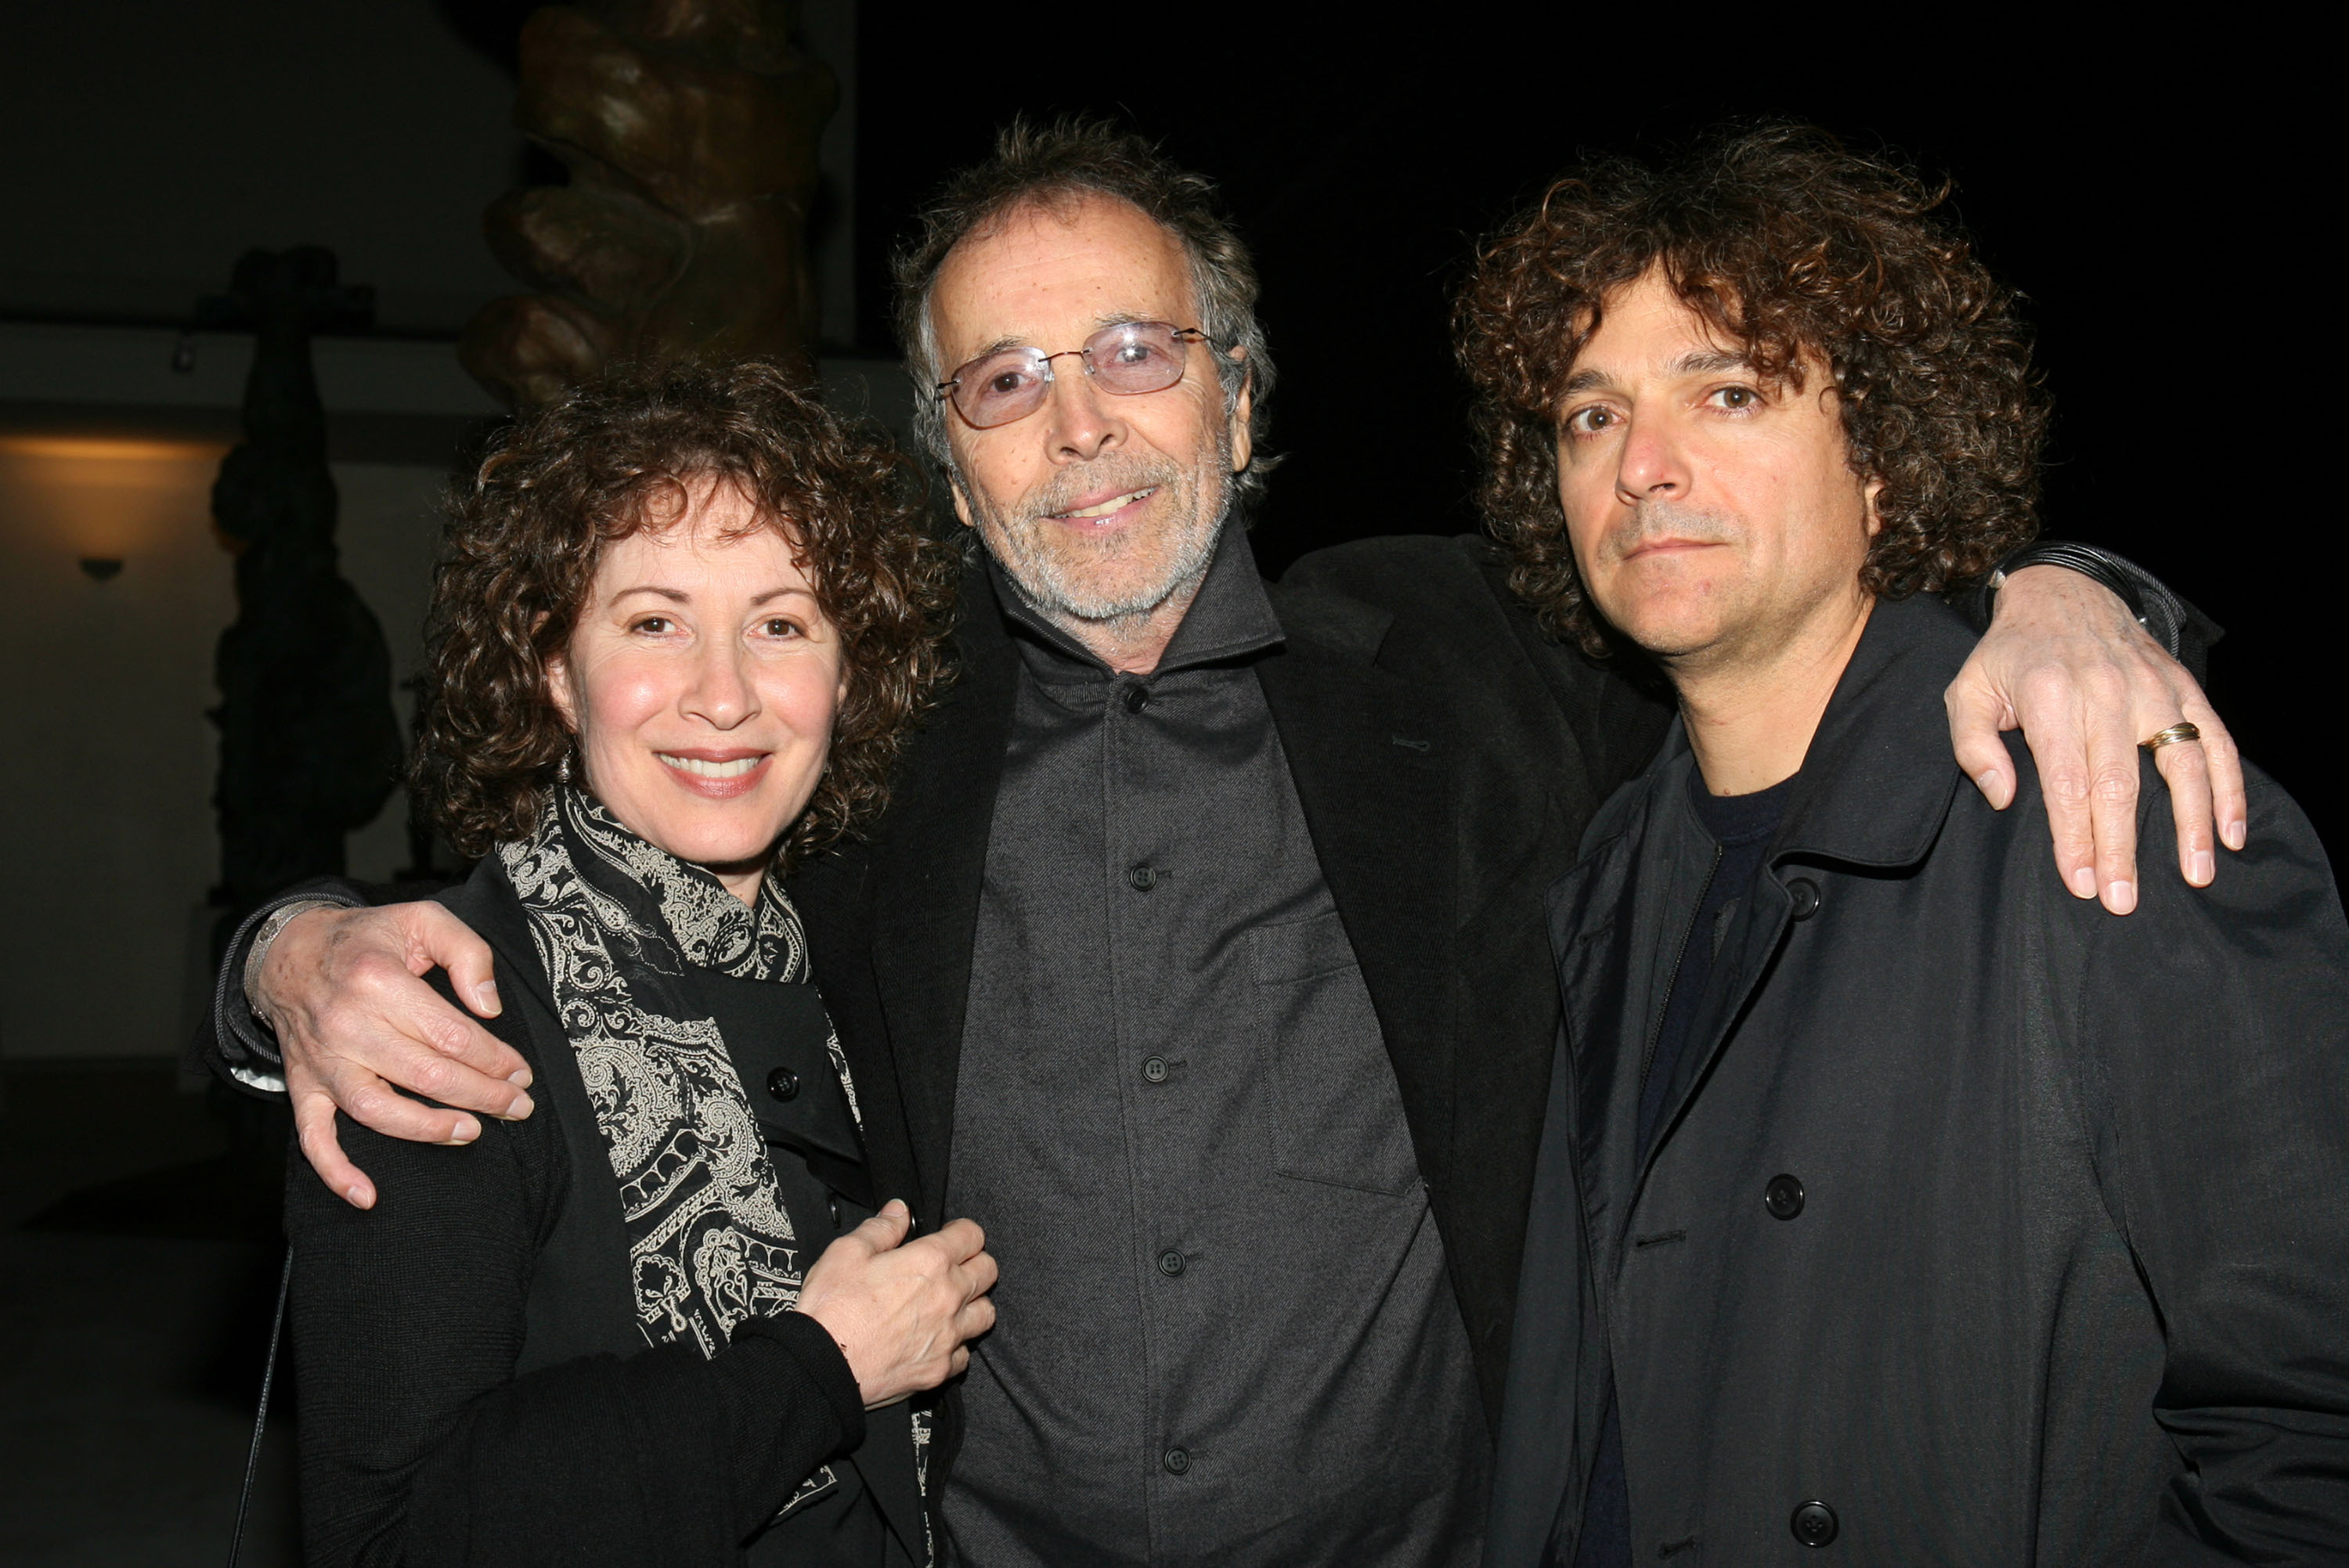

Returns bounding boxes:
[865,572,1021,1221]
[1257,582,1459,1196]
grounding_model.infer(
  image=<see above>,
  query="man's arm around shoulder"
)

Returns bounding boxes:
[202,876,532,1209]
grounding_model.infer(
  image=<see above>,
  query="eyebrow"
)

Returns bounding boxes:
[1558,348,1755,398]
[953,312,1167,368]
[605,585,818,607]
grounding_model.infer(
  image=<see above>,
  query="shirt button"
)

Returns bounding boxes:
[1142,1055,1170,1083]
[766,1066,799,1102]
[1157,1249,1185,1277]
[1123,684,1151,714]
[1127,865,1158,892]
[1163,1447,1190,1475]
[1765,1173,1806,1220]
[1791,1499,1838,1546]
[1788,877,1823,921]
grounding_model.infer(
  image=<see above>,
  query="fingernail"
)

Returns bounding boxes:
[507,1065,535,1089]
[2069,867,2097,899]
[345,1184,369,1206]
[2106,880,2136,914]
[475,982,503,1016]
[2192,850,2214,885]
[451,1118,480,1144]
[2225,820,2246,851]
[503,1091,535,1119]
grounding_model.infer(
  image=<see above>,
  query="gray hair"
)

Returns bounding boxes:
[890,117,1279,511]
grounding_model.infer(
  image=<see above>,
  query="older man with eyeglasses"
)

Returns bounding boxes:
[207,121,2236,1566]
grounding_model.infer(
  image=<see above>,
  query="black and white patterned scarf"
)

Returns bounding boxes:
[499,785,861,1357]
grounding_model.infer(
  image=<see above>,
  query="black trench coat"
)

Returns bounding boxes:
[1490,596,2349,1566]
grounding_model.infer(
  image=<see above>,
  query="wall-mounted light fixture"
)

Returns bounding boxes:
[0,434,228,570]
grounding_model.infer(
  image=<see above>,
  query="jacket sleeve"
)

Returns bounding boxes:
[199,877,371,1087]
[2083,763,2349,1563]
[287,1007,866,1566]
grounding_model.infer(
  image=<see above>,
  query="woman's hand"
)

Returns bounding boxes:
[796,1202,998,1409]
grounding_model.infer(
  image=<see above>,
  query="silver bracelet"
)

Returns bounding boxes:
[242,899,340,1018]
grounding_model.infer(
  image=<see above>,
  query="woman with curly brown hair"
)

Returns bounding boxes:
[283,361,990,1568]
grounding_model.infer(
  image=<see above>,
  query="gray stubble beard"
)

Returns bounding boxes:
[961,428,1235,635]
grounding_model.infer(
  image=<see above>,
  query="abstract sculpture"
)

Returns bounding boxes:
[460,0,839,406]
[205,247,403,935]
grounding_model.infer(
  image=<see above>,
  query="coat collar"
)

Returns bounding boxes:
[1769,593,1979,871]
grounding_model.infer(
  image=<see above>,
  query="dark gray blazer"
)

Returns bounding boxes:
[786,534,1672,1484]
[1491,595,2349,1565]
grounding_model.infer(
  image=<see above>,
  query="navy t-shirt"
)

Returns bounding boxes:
[1570,766,1795,1568]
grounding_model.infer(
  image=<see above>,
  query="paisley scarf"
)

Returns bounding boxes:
[498,785,860,1357]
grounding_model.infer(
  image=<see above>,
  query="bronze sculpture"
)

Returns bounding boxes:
[460,0,839,406]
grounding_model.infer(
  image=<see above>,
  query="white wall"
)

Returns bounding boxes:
[0,437,236,1063]
[0,440,450,1062]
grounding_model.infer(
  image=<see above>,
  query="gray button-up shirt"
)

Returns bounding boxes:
[942,525,1487,1567]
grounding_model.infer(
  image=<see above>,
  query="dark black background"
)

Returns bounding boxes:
[853,15,2334,856]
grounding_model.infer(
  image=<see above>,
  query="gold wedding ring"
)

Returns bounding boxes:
[2140,722,2202,752]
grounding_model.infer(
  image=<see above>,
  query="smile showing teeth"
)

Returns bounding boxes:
[659,754,763,780]
[1053,487,1156,520]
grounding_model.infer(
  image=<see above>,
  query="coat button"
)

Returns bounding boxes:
[1163,1447,1190,1475]
[1128,865,1158,891]
[1788,878,1822,921]
[1142,1055,1170,1083]
[766,1066,799,1102]
[1123,684,1151,714]
[1158,1249,1185,1277]
[1765,1173,1806,1220]
[1791,1500,1838,1547]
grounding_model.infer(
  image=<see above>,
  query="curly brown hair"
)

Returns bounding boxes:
[1456,121,2047,654]
[415,359,960,863]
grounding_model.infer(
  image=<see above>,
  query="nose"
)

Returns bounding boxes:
[682,634,759,730]
[1041,364,1124,464]
[1614,406,1690,506]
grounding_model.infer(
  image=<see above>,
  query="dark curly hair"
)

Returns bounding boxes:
[1456,121,2047,654]
[415,359,960,863]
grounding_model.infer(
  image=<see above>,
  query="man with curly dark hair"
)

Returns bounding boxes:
[1475,128,2349,1566]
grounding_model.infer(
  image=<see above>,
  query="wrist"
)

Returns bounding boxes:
[1983,542,2149,631]
[243,899,338,1019]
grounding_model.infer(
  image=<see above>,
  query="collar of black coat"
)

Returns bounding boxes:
[981,514,1290,678]
[1657,592,1979,872]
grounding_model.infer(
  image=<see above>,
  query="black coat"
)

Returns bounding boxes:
[786,534,1671,1483]
[1490,597,2349,1565]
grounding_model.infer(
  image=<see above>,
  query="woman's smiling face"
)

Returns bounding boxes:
[545,478,846,901]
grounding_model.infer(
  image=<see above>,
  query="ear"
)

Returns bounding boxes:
[947,471,976,530]
[539,615,582,735]
[1225,348,1254,474]
[1861,475,1886,538]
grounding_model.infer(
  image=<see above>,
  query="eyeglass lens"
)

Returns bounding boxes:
[947,322,1199,428]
